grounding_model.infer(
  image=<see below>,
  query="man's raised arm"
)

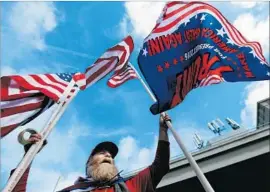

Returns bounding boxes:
[149,113,171,188]
[9,133,46,192]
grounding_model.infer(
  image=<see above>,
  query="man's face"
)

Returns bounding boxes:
[86,150,118,182]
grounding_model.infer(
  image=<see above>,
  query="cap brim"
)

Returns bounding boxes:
[91,141,118,159]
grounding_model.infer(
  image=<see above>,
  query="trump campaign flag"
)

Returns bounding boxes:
[137,1,270,115]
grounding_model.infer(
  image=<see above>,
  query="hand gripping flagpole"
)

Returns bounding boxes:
[130,64,215,192]
[3,78,80,192]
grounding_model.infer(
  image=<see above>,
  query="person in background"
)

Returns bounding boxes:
[9,132,46,192]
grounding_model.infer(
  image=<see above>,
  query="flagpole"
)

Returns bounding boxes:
[130,64,215,192]
[2,79,80,192]
[53,175,62,192]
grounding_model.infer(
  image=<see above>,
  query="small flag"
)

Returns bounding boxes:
[137,1,270,115]
[107,63,138,88]
[85,36,134,88]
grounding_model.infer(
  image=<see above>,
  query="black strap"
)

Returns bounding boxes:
[114,182,130,192]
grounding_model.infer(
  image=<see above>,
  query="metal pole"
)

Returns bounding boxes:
[130,63,215,192]
[3,79,80,192]
[163,120,215,192]
[53,176,62,192]
[129,63,156,102]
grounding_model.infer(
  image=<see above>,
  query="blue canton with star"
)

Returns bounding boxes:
[56,73,76,82]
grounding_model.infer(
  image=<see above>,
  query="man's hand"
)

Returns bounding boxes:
[24,133,47,153]
[27,133,42,143]
[159,113,171,130]
[159,113,171,142]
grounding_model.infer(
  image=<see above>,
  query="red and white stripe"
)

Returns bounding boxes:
[145,1,267,64]
[1,74,74,102]
[107,64,138,88]
[73,73,87,90]
[85,36,134,88]
[0,95,54,138]
[1,77,39,100]
[0,72,78,138]
[199,75,224,87]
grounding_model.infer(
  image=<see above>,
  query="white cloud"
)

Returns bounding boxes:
[169,120,214,158]
[94,127,133,138]
[54,172,84,192]
[122,2,165,39]
[27,168,83,192]
[240,81,269,128]
[8,2,60,50]
[118,16,130,38]
[1,2,63,73]
[118,136,137,161]
[116,136,157,173]
[233,13,269,57]
[1,126,30,174]
[230,2,258,9]
[0,65,50,77]
[27,168,61,192]
[1,66,18,76]
[34,127,85,166]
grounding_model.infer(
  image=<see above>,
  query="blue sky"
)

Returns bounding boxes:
[1,1,269,191]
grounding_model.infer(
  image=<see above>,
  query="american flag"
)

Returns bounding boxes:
[107,63,138,88]
[0,72,81,138]
[1,36,135,138]
[85,36,134,88]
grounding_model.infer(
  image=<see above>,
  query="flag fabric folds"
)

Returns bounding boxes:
[0,93,54,138]
[107,63,138,88]
[1,73,81,102]
[85,35,134,89]
[137,1,270,115]
[1,36,135,138]
[0,73,80,138]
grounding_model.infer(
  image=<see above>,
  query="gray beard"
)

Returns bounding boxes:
[87,162,119,182]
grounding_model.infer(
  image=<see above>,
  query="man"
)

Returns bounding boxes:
[9,131,46,192]
[59,114,171,192]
